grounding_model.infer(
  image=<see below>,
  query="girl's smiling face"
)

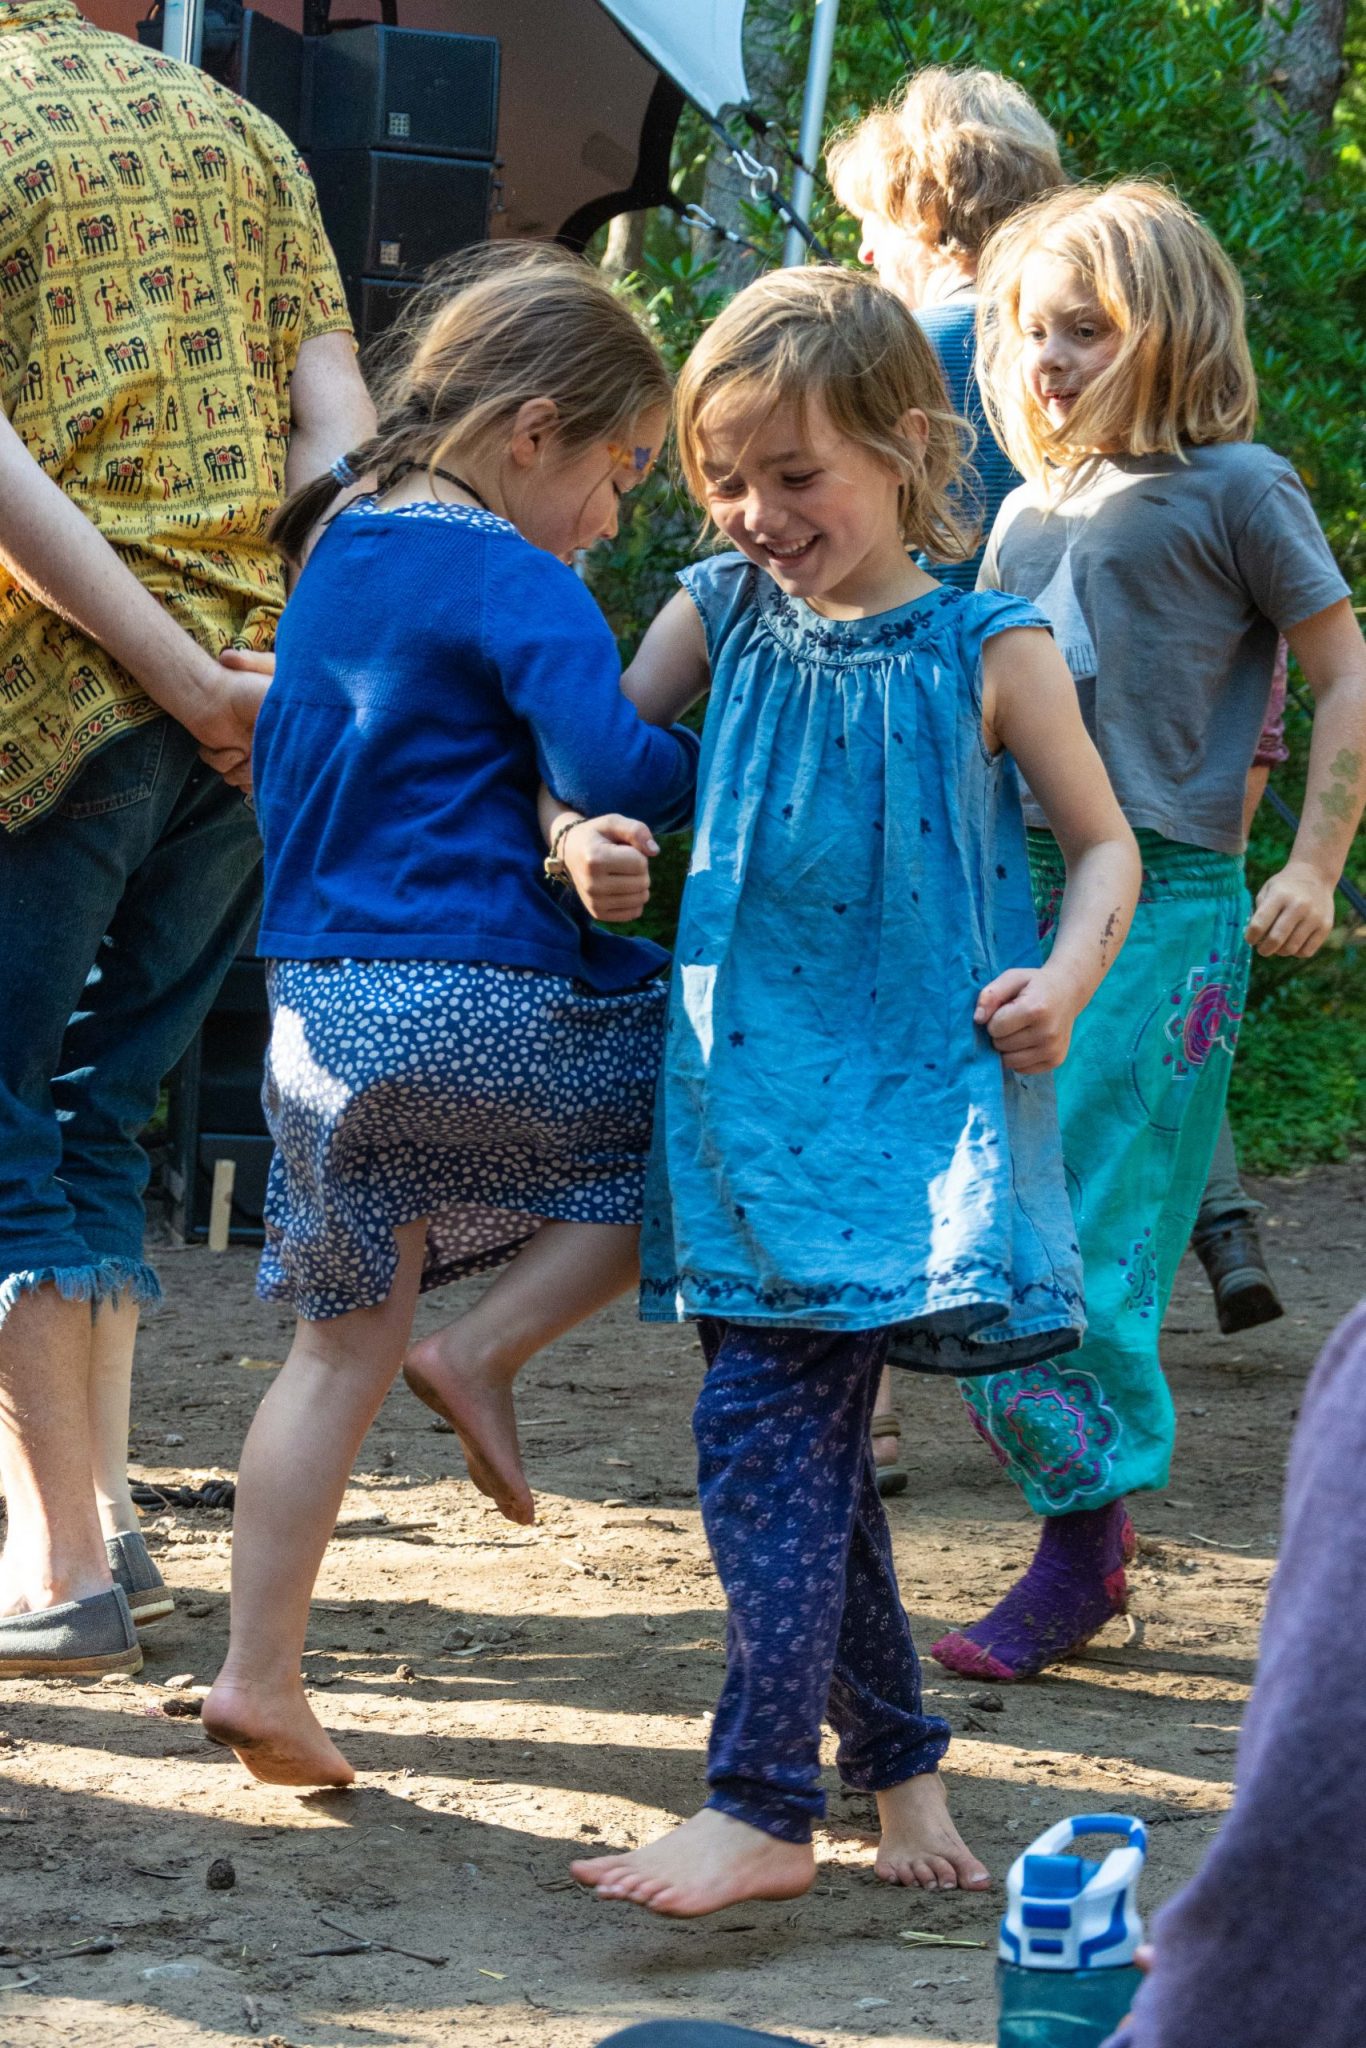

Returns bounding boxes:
[700,394,923,617]
[1017,250,1122,431]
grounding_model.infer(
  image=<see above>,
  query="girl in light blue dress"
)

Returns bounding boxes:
[556,267,1139,1917]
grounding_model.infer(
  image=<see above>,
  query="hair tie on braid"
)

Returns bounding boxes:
[330,453,358,486]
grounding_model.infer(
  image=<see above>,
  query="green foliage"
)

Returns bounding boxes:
[586,0,1366,1164]
[1227,940,1366,1171]
[1233,684,1366,1171]
[806,0,1366,577]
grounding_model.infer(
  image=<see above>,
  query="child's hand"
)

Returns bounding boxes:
[1245,859,1336,957]
[564,815,659,922]
[219,646,276,680]
[975,966,1078,1073]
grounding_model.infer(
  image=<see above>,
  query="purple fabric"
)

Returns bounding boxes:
[1252,638,1290,769]
[1105,1299,1366,2048]
[931,1500,1130,1680]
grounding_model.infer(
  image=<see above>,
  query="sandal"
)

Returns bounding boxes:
[871,1409,908,1498]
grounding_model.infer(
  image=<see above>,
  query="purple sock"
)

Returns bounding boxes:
[931,1501,1133,1682]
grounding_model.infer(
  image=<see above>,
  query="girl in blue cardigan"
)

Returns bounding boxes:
[202,247,698,1789]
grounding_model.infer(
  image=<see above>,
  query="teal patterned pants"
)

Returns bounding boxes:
[959,833,1252,1515]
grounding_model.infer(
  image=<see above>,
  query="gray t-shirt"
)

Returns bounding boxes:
[979,443,1350,852]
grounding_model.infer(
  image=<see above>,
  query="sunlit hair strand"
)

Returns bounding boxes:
[827,66,1063,257]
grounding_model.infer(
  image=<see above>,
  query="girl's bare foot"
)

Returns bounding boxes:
[570,1807,815,1918]
[874,1772,990,1890]
[403,1332,534,1525]
[201,1676,356,1787]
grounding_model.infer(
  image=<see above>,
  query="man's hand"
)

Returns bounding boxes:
[1245,859,1336,958]
[562,815,659,922]
[192,647,273,792]
[975,965,1080,1074]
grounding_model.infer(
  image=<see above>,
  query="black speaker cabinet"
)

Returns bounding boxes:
[237,8,307,137]
[308,149,495,288]
[357,275,423,346]
[164,956,272,1245]
[308,25,499,159]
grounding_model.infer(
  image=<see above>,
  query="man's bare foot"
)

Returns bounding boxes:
[403,1331,533,1525]
[874,1772,990,1890]
[571,1807,815,1918]
[201,1675,356,1787]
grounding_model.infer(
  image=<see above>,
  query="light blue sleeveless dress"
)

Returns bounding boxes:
[639,554,1085,1374]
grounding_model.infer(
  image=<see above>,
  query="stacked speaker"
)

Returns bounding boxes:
[238,11,501,344]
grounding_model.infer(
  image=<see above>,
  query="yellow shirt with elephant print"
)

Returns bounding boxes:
[0,0,351,832]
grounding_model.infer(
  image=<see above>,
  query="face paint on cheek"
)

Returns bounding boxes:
[608,442,658,484]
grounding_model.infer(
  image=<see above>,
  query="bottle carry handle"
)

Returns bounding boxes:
[1027,1814,1148,1861]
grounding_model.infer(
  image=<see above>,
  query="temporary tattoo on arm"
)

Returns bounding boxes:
[1099,907,1121,967]
[1314,747,1362,839]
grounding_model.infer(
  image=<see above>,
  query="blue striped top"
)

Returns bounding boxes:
[916,294,1020,592]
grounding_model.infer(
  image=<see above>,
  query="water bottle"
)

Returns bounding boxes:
[997,1813,1146,2048]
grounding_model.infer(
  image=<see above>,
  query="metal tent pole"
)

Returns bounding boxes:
[782,0,839,266]
[161,0,206,68]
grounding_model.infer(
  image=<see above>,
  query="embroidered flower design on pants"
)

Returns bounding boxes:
[980,1366,1121,1509]
[1119,1228,1158,1319]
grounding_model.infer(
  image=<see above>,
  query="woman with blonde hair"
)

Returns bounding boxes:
[929,180,1366,1683]
[828,65,1064,1488]
[827,65,1063,325]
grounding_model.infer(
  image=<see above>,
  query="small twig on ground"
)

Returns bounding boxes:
[316,1913,447,1967]
[128,1863,186,1881]
[898,1929,990,1950]
[333,1518,438,1538]
[1186,1532,1254,1551]
[28,1937,119,1962]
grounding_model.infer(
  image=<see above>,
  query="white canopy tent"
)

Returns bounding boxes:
[597,0,840,264]
[594,0,750,120]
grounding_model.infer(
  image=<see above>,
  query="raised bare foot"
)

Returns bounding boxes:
[201,1675,356,1787]
[874,1772,990,1890]
[403,1330,533,1525]
[570,1807,815,1918]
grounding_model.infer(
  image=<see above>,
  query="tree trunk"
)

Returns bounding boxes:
[601,210,648,280]
[1255,0,1348,174]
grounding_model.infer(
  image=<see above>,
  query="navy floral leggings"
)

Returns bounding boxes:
[695,1320,950,1843]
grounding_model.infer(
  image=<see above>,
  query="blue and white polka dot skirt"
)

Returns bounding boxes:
[257,958,666,1321]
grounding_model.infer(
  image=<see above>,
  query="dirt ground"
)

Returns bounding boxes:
[1,1160,1362,2048]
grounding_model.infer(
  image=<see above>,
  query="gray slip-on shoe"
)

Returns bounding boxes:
[0,1585,142,1678]
[106,1529,174,1626]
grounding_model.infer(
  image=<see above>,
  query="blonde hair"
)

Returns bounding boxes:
[975,180,1258,487]
[827,66,1062,256]
[674,265,978,564]
[271,242,670,562]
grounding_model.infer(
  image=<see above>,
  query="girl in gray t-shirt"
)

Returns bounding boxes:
[930,178,1366,1685]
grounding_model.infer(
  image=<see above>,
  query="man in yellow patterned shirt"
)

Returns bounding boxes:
[0,0,375,1675]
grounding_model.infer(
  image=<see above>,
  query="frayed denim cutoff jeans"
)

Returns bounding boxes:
[0,718,261,1324]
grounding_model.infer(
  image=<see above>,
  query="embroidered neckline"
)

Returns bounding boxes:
[345,497,516,537]
[700,557,969,669]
